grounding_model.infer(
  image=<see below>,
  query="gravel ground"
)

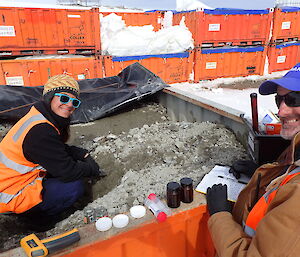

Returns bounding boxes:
[0,101,247,252]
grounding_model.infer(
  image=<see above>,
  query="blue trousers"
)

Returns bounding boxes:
[27,178,84,216]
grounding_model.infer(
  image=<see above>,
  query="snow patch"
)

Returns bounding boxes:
[100,13,194,56]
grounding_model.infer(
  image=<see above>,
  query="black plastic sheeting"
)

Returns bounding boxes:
[0,63,168,124]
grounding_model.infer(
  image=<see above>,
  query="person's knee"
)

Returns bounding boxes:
[71,180,84,200]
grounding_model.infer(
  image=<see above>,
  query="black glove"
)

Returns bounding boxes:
[84,155,107,178]
[66,145,88,161]
[229,160,258,179]
[206,184,232,216]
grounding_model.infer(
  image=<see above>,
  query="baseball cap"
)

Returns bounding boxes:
[259,63,300,95]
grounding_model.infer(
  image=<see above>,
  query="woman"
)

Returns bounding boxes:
[0,74,103,230]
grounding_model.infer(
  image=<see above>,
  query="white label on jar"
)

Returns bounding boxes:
[281,21,291,30]
[77,74,85,80]
[68,14,81,18]
[206,62,217,69]
[5,76,24,86]
[277,55,286,63]
[208,24,220,31]
[0,26,16,37]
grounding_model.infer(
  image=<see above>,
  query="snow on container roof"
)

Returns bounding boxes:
[0,1,91,9]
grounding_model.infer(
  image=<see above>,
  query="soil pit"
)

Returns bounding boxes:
[0,101,247,252]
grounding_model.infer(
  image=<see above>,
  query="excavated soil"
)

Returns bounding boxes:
[0,99,247,252]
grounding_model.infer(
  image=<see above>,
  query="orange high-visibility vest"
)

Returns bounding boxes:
[243,167,300,237]
[0,106,58,214]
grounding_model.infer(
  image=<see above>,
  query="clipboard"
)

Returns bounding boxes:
[195,165,250,202]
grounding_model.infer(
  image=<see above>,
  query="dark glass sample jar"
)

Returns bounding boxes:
[167,182,181,208]
[180,177,193,203]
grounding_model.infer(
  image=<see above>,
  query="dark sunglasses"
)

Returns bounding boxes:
[275,91,300,108]
[54,93,81,108]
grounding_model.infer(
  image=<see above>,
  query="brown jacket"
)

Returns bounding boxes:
[208,132,300,257]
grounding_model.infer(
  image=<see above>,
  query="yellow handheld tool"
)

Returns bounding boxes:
[20,228,80,257]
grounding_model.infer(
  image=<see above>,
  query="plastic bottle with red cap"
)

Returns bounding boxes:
[144,193,171,222]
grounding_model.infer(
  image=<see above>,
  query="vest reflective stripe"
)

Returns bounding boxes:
[0,106,58,213]
[0,176,43,204]
[0,151,45,174]
[12,114,45,142]
[243,221,256,237]
[263,186,278,201]
[244,167,300,237]
[0,192,16,204]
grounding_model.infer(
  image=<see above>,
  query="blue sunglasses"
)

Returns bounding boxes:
[54,93,81,108]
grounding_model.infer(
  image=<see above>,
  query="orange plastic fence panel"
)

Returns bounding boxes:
[103,51,194,84]
[173,9,273,47]
[100,11,162,31]
[194,46,266,81]
[0,57,103,87]
[0,7,100,55]
[271,7,300,42]
[267,42,300,72]
[63,205,215,257]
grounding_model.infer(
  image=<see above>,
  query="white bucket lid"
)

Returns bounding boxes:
[112,214,129,228]
[95,217,113,232]
[130,205,146,219]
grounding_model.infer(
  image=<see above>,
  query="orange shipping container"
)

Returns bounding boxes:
[0,56,103,87]
[194,46,266,81]
[100,11,163,31]
[271,7,300,42]
[267,42,300,73]
[173,9,273,47]
[103,51,194,84]
[0,7,101,56]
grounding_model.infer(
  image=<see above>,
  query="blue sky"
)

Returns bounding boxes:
[13,0,276,10]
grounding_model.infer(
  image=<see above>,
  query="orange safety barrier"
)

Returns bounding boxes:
[0,56,103,87]
[173,9,273,47]
[62,205,215,257]
[271,7,300,43]
[100,11,163,31]
[267,42,300,72]
[103,51,194,84]
[194,46,266,81]
[0,7,101,56]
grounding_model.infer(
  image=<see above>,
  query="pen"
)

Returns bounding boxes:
[217,175,248,185]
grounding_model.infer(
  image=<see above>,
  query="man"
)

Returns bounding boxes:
[206,63,300,256]
[0,74,104,231]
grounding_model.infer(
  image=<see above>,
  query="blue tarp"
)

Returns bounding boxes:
[153,8,269,15]
[201,46,264,54]
[171,10,197,14]
[145,9,177,13]
[203,8,269,15]
[279,6,300,12]
[276,41,300,49]
[112,52,190,62]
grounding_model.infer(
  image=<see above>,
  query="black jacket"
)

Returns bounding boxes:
[22,101,93,182]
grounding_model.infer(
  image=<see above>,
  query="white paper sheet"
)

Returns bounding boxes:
[196,165,250,202]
